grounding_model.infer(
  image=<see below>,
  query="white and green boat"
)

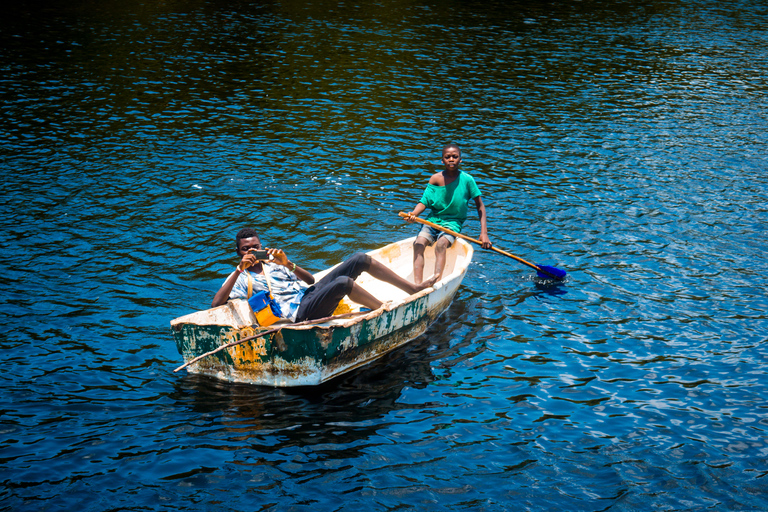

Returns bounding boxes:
[170,237,473,387]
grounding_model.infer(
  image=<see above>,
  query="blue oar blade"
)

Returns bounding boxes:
[536,265,567,280]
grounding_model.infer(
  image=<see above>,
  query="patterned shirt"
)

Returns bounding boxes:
[227,263,308,321]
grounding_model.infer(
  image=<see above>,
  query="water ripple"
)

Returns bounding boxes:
[2,0,768,510]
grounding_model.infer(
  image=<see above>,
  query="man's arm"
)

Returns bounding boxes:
[474,196,492,249]
[211,249,315,309]
[212,250,259,308]
[211,270,242,308]
[267,248,315,285]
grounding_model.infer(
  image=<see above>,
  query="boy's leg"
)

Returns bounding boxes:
[433,235,453,281]
[435,234,456,279]
[412,236,430,285]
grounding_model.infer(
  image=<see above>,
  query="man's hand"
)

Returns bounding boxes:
[266,248,289,267]
[479,234,492,250]
[237,251,260,272]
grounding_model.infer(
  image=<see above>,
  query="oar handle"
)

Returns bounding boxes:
[398,212,545,274]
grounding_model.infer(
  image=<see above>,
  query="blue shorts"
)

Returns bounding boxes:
[416,225,456,246]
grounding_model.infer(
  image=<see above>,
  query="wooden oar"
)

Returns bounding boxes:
[399,212,566,280]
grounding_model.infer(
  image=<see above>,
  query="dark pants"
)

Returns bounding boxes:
[295,253,371,321]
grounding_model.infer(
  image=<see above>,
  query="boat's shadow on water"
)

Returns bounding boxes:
[168,310,462,446]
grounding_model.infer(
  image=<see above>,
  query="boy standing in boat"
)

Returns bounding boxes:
[404,144,492,284]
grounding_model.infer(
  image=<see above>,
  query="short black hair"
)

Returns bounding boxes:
[443,143,461,156]
[235,228,260,247]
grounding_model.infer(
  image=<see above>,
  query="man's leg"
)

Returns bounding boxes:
[348,283,383,311]
[318,252,369,284]
[296,276,356,321]
[367,257,438,294]
[297,252,439,321]
[295,253,376,321]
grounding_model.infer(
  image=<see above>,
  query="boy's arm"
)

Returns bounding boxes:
[474,196,492,249]
[404,202,426,222]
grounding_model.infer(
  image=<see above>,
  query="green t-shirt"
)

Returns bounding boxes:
[419,171,482,233]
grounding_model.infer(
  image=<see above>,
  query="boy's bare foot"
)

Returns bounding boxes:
[417,273,440,291]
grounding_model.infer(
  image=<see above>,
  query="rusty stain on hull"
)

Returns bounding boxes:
[171,237,473,387]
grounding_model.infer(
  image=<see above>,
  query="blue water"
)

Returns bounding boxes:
[2,0,767,510]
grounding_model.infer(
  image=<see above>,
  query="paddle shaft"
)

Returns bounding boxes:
[399,212,559,279]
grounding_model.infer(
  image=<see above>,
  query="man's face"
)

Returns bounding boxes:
[442,147,462,170]
[237,236,262,256]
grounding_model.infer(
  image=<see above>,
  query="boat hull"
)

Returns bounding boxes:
[171,237,472,386]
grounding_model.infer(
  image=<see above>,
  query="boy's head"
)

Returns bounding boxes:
[441,144,462,171]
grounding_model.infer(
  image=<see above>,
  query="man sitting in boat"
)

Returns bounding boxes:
[211,228,439,322]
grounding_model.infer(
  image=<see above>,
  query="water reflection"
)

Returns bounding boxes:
[533,280,569,297]
[3,0,768,509]
[171,317,444,449]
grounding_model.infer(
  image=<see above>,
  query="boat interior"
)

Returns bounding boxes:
[171,237,473,328]
[318,236,473,314]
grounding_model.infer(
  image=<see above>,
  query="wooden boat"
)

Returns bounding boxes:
[170,237,473,387]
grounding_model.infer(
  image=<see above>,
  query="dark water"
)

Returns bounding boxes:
[2,0,767,510]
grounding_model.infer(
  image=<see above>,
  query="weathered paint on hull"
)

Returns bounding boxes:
[171,238,472,387]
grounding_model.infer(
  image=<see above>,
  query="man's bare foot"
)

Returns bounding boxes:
[417,273,440,291]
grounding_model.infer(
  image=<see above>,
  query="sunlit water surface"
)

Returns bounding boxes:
[1,0,767,510]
